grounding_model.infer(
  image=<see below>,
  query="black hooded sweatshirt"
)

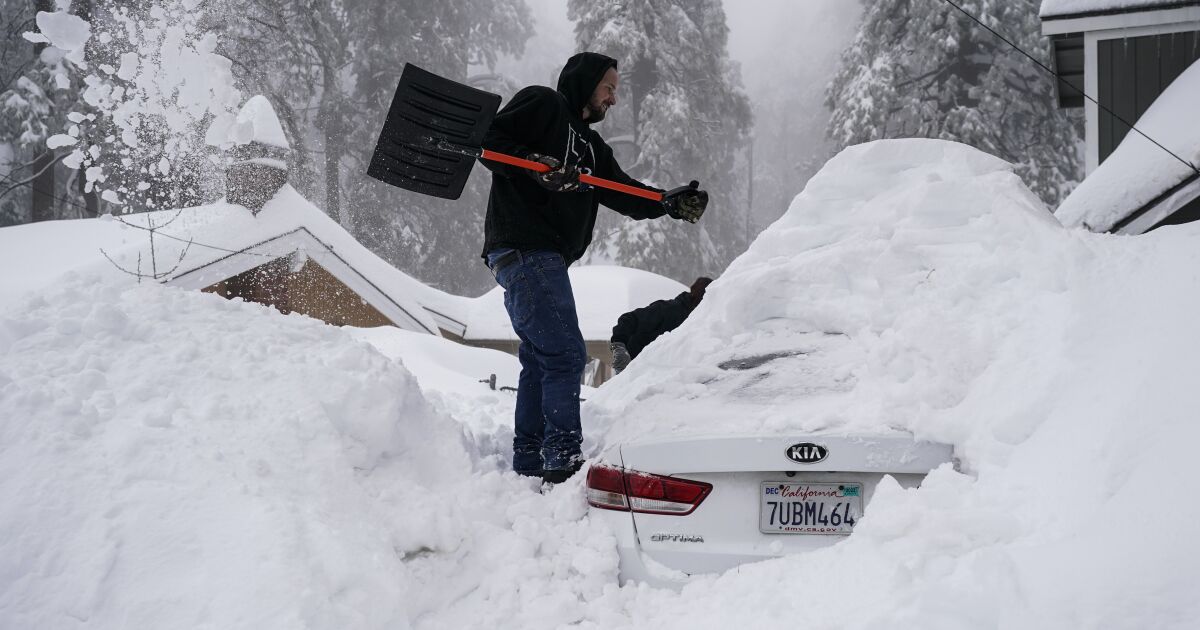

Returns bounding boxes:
[610,291,696,359]
[480,52,666,263]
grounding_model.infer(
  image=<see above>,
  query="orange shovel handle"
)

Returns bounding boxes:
[480,149,664,202]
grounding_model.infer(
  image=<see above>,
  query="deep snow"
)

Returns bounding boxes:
[3,138,1200,628]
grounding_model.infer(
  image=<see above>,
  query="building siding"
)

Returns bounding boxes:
[1098,31,1200,162]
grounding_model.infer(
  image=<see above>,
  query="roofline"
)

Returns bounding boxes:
[1109,171,1200,233]
[1042,0,1200,21]
[301,228,439,335]
[167,227,439,335]
[424,305,467,337]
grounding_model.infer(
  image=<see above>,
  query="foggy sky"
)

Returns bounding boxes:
[498,1,861,108]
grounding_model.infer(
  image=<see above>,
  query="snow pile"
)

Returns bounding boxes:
[0,278,616,630]
[590,138,1071,449]
[1055,59,1200,232]
[6,138,1200,628]
[580,138,1200,627]
[347,326,524,468]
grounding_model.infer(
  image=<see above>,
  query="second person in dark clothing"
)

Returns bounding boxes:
[610,277,713,374]
[480,52,709,484]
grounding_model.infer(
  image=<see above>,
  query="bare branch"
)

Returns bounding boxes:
[100,247,146,282]
[0,152,66,202]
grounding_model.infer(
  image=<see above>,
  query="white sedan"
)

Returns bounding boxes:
[586,432,953,586]
[583,329,956,586]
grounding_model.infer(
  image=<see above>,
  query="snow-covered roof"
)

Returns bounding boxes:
[1055,59,1200,233]
[1041,0,1200,19]
[463,265,688,341]
[0,186,441,335]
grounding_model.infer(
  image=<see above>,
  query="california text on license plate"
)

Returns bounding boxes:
[759,482,862,534]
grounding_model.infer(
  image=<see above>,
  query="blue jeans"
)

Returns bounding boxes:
[487,249,587,474]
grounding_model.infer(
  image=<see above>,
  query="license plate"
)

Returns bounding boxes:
[759,482,862,535]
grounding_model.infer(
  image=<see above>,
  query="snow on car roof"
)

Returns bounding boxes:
[1040,0,1200,19]
[587,138,1071,447]
[1055,59,1200,232]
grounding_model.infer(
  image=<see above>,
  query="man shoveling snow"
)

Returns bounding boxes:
[479,52,709,484]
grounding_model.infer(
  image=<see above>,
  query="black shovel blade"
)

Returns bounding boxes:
[367,64,502,200]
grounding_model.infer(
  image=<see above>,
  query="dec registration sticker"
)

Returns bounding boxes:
[759,482,863,535]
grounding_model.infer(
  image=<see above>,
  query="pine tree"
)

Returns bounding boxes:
[341,0,534,295]
[825,0,1082,207]
[0,0,98,224]
[569,0,752,282]
[223,0,533,295]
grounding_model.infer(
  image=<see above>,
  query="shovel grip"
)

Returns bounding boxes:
[480,149,664,202]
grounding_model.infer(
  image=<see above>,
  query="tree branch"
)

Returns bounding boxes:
[0,152,65,202]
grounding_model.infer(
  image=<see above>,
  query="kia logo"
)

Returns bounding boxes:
[786,442,828,464]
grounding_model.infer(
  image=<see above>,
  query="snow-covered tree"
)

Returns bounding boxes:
[342,1,534,295]
[825,0,1082,207]
[2,0,236,221]
[569,0,752,282]
[0,0,114,225]
[222,0,533,294]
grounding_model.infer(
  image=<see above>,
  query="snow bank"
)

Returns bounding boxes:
[1055,59,1200,232]
[580,138,1200,627]
[590,138,1069,448]
[0,278,616,630]
[6,138,1200,628]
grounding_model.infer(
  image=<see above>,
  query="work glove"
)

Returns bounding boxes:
[526,153,580,192]
[662,180,708,223]
[610,342,631,374]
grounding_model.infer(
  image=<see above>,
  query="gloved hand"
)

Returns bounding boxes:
[526,153,580,192]
[662,180,708,223]
[610,342,631,374]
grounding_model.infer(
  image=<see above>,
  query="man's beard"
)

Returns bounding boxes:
[585,101,608,122]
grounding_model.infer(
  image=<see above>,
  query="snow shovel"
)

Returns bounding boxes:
[367,63,666,202]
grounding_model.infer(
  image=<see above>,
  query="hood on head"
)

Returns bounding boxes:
[557,52,618,122]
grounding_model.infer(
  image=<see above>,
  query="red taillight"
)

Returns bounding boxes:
[586,465,629,511]
[586,465,712,516]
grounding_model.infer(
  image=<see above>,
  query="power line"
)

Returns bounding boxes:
[937,0,1200,177]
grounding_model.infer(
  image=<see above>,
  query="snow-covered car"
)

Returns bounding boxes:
[584,333,955,586]
[581,139,1037,586]
[586,432,952,585]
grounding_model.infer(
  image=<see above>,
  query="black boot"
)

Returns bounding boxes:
[542,460,584,485]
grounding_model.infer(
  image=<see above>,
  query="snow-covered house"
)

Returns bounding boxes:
[1042,0,1200,233]
[1041,0,1200,172]
[163,96,442,333]
[0,96,441,336]
[417,266,688,386]
[1,95,693,385]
